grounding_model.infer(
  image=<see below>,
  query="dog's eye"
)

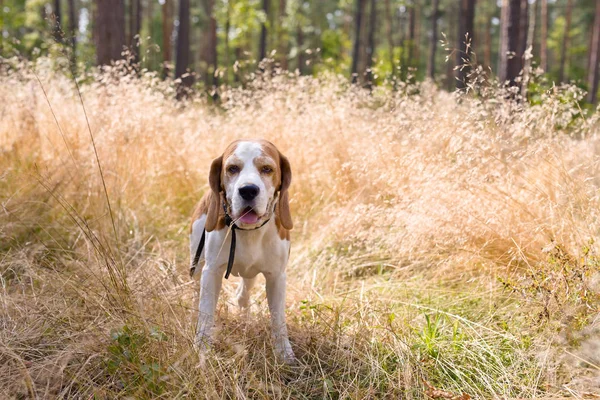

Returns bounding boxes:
[261,166,273,174]
[227,165,240,174]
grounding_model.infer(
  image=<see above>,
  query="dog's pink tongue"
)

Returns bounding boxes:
[239,210,259,224]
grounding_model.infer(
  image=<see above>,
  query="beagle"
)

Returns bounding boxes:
[189,139,295,363]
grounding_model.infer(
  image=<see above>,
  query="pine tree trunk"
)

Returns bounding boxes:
[95,0,126,66]
[67,0,76,67]
[540,0,548,71]
[351,0,366,83]
[128,0,141,62]
[558,0,573,82]
[587,0,600,104]
[414,0,420,65]
[162,0,173,77]
[499,0,521,87]
[203,0,218,86]
[456,0,476,89]
[278,0,288,70]
[259,0,270,62]
[53,0,62,42]
[427,0,439,79]
[521,0,536,98]
[175,0,192,88]
[365,0,377,89]
[385,0,395,78]
[517,0,528,58]
[484,10,492,70]
[297,24,304,74]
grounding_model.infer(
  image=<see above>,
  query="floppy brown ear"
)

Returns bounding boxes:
[277,152,293,230]
[205,155,223,232]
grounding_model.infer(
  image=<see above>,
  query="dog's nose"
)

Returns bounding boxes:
[239,184,260,201]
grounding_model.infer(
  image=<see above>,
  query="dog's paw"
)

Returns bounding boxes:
[194,332,213,354]
[274,340,296,365]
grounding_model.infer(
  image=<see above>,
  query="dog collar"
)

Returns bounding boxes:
[191,193,279,279]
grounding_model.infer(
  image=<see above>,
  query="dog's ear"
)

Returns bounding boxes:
[276,152,293,230]
[205,155,223,232]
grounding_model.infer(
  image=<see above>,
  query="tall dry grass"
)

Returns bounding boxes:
[1,58,599,398]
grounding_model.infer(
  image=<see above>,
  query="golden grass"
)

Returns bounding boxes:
[1,59,599,398]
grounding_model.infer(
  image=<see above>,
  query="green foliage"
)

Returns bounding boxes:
[500,240,600,334]
[106,325,169,396]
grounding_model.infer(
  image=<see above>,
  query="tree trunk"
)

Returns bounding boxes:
[484,10,492,70]
[278,0,288,70]
[540,0,548,71]
[587,0,600,104]
[351,0,366,83]
[95,0,126,66]
[517,0,528,58]
[224,2,231,83]
[162,0,174,76]
[427,0,439,79]
[456,0,476,89]
[521,0,536,98]
[259,0,270,62]
[67,0,76,67]
[297,25,305,74]
[499,0,521,87]
[53,0,62,42]
[175,0,192,88]
[203,0,218,86]
[384,0,395,78]
[558,0,573,82]
[414,0,420,65]
[365,0,377,89]
[128,0,141,62]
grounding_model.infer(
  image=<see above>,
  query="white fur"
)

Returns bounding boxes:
[224,141,276,225]
[191,141,295,363]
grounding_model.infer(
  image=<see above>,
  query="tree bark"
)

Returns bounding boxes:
[558,0,573,82]
[297,24,305,74]
[365,0,377,89]
[128,0,142,62]
[203,0,218,86]
[587,0,600,104]
[484,9,492,70]
[175,0,192,88]
[540,0,548,71]
[517,0,528,58]
[162,0,174,76]
[351,0,366,83]
[427,0,439,79]
[384,0,395,78]
[259,0,270,62]
[278,0,288,70]
[499,0,521,87]
[521,0,536,98]
[95,0,126,66]
[67,0,76,66]
[456,0,476,89]
[53,0,62,42]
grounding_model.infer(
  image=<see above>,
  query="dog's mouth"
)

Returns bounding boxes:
[238,206,261,225]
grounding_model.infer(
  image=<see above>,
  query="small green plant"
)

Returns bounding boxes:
[106,325,168,396]
[501,240,600,333]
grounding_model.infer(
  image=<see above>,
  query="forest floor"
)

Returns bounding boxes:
[1,62,600,399]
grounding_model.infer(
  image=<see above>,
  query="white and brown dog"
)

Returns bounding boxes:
[189,139,295,363]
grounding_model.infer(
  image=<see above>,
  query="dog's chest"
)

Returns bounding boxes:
[229,228,290,278]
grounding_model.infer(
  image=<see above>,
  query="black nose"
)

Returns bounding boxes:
[239,184,260,201]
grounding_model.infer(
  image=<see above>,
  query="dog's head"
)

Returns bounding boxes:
[204,139,292,232]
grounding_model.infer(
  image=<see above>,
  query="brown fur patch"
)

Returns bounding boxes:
[190,192,226,233]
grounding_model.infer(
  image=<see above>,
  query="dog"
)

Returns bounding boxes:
[189,139,295,363]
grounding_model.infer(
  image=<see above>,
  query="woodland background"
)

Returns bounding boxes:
[3,0,600,102]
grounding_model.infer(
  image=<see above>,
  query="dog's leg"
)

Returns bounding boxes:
[195,266,223,349]
[265,272,295,363]
[236,277,257,309]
